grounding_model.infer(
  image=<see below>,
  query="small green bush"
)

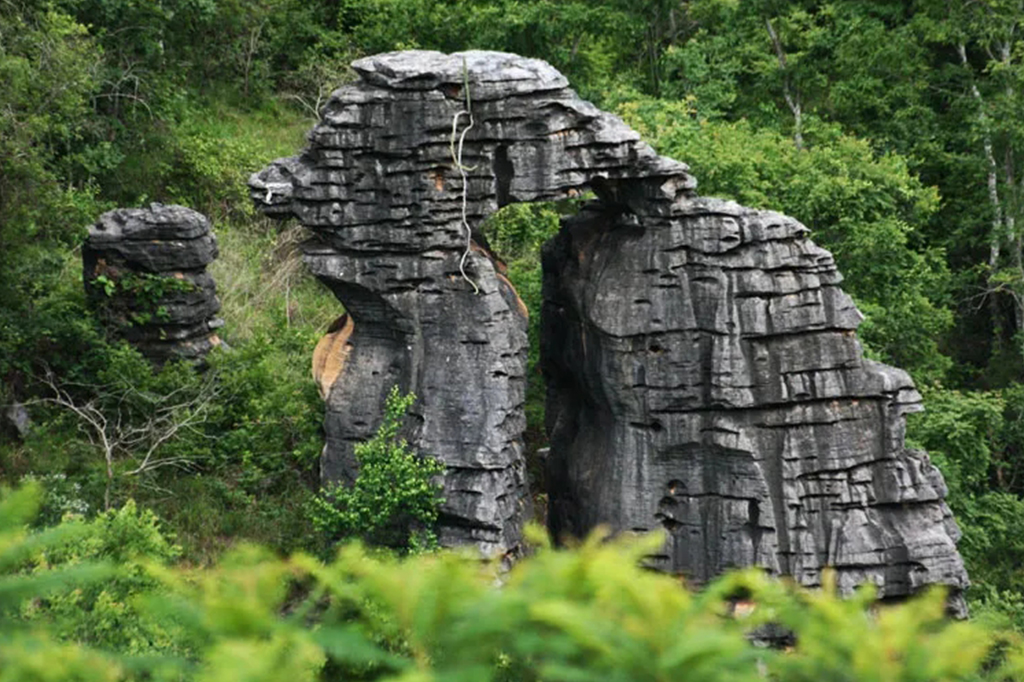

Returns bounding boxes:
[203,328,324,485]
[19,500,185,657]
[307,387,444,553]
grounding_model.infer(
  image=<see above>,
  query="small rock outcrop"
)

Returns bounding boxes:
[250,50,967,607]
[83,204,223,362]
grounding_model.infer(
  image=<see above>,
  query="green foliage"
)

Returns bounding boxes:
[0,252,110,383]
[19,473,91,527]
[5,319,322,558]
[1,203,334,558]
[0,3,113,385]
[0,634,122,682]
[19,500,185,657]
[0,485,122,682]
[0,484,109,614]
[338,0,645,100]
[649,0,1024,379]
[281,533,1017,681]
[766,573,990,682]
[108,97,311,220]
[91,271,197,326]
[2,492,1017,682]
[956,492,1024,611]
[102,332,322,556]
[481,203,563,261]
[201,326,324,483]
[0,4,105,236]
[909,389,1004,499]
[155,112,268,218]
[10,0,1024,651]
[908,386,1024,619]
[309,387,445,553]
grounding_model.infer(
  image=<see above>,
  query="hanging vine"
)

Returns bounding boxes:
[450,59,480,294]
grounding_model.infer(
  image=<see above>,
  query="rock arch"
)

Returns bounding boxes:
[250,50,968,608]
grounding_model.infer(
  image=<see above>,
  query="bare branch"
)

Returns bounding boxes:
[36,366,220,508]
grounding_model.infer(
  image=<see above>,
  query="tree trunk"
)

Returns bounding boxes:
[765,16,803,150]
[959,42,1006,343]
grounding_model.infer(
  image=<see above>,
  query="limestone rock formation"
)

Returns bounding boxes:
[250,49,968,607]
[83,204,223,362]
[543,197,968,613]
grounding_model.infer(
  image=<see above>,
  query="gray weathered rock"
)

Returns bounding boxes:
[250,50,697,559]
[251,50,968,607]
[543,196,968,613]
[83,204,224,363]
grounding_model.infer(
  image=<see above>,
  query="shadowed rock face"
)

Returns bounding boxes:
[250,50,968,606]
[83,204,223,363]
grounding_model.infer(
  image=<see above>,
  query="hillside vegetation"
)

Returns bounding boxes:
[6,0,1024,676]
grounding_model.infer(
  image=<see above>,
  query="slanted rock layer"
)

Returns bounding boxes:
[83,204,223,362]
[251,50,968,605]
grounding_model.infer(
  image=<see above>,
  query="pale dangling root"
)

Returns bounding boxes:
[449,60,480,295]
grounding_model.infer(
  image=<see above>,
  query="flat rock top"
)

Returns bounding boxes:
[89,204,211,242]
[351,50,569,94]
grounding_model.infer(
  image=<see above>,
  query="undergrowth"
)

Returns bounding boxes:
[1,98,336,564]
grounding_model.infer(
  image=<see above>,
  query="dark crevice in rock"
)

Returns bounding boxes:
[492,144,515,208]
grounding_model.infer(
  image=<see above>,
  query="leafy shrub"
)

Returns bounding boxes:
[18,473,91,527]
[0,484,111,617]
[4,482,1024,681]
[135,528,1024,681]
[0,220,112,386]
[0,484,121,680]
[19,500,185,657]
[308,387,444,553]
[9,316,322,556]
[202,328,324,486]
[908,388,1004,501]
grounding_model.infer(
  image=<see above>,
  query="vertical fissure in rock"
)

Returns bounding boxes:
[493,144,515,208]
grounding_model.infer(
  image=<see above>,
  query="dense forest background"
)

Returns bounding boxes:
[7,0,1024,675]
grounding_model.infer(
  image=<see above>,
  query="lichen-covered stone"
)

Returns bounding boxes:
[251,50,967,607]
[83,204,223,363]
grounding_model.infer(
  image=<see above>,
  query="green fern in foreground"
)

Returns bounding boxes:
[4,482,1024,681]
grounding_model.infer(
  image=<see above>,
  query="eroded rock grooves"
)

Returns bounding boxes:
[83,204,223,363]
[251,50,968,605]
[543,198,968,613]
